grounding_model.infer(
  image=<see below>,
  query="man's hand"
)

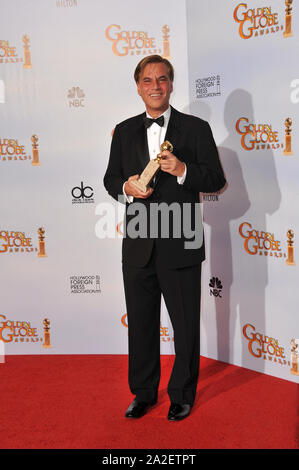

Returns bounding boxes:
[124,174,153,199]
[159,151,186,177]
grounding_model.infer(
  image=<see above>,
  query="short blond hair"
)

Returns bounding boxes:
[134,55,174,83]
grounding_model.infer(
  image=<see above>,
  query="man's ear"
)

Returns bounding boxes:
[137,82,141,96]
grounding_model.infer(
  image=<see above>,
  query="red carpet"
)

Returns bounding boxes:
[0,355,298,449]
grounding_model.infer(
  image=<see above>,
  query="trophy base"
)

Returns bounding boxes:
[291,369,299,375]
[283,32,293,38]
[23,64,32,69]
[43,345,52,348]
[286,260,295,266]
[131,179,149,194]
[38,254,47,258]
[284,151,293,156]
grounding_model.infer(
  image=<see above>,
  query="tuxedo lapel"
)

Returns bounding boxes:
[164,106,181,149]
[153,106,182,188]
[134,114,150,173]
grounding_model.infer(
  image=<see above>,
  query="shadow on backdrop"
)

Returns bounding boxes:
[188,89,281,375]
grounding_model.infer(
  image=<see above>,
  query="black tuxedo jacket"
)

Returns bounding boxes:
[104,106,226,269]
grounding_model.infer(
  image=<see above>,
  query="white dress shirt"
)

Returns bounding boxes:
[123,106,186,203]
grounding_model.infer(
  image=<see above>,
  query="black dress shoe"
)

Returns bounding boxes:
[125,399,157,418]
[167,403,191,421]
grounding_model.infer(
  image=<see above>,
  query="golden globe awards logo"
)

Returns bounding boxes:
[0,227,46,256]
[0,138,31,162]
[160,324,174,343]
[105,24,171,58]
[235,118,283,151]
[243,323,289,366]
[0,315,43,344]
[0,231,37,254]
[0,40,22,64]
[239,223,295,265]
[233,4,283,39]
[239,222,286,259]
[0,35,32,67]
[0,135,40,164]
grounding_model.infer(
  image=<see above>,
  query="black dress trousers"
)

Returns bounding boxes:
[122,242,202,406]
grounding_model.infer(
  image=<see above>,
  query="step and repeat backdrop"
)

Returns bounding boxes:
[0,0,298,384]
[187,0,299,383]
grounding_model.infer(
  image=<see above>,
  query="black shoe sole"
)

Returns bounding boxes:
[167,412,190,421]
[125,400,157,418]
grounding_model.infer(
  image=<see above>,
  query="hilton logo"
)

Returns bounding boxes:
[67,87,85,108]
[71,182,94,204]
[56,0,78,7]
[209,277,223,297]
[202,192,220,202]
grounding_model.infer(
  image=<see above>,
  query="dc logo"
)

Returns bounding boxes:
[71,182,93,199]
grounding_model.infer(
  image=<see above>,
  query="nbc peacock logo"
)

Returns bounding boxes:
[209,277,223,298]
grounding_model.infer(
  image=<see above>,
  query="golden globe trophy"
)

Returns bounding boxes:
[283,0,293,38]
[43,318,52,348]
[131,141,173,194]
[283,118,293,155]
[22,34,32,69]
[290,339,299,375]
[38,227,47,258]
[162,25,171,59]
[31,135,40,165]
[286,229,295,265]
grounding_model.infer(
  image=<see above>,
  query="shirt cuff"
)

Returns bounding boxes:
[177,163,187,185]
[123,181,134,203]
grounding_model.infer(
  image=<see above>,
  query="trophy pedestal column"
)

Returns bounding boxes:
[284,135,293,155]
[31,148,40,166]
[283,15,293,37]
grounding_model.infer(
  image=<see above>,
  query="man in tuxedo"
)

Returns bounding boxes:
[104,55,226,421]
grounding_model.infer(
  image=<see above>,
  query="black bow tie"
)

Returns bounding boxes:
[143,115,164,129]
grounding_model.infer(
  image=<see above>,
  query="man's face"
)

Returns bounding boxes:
[137,62,173,117]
